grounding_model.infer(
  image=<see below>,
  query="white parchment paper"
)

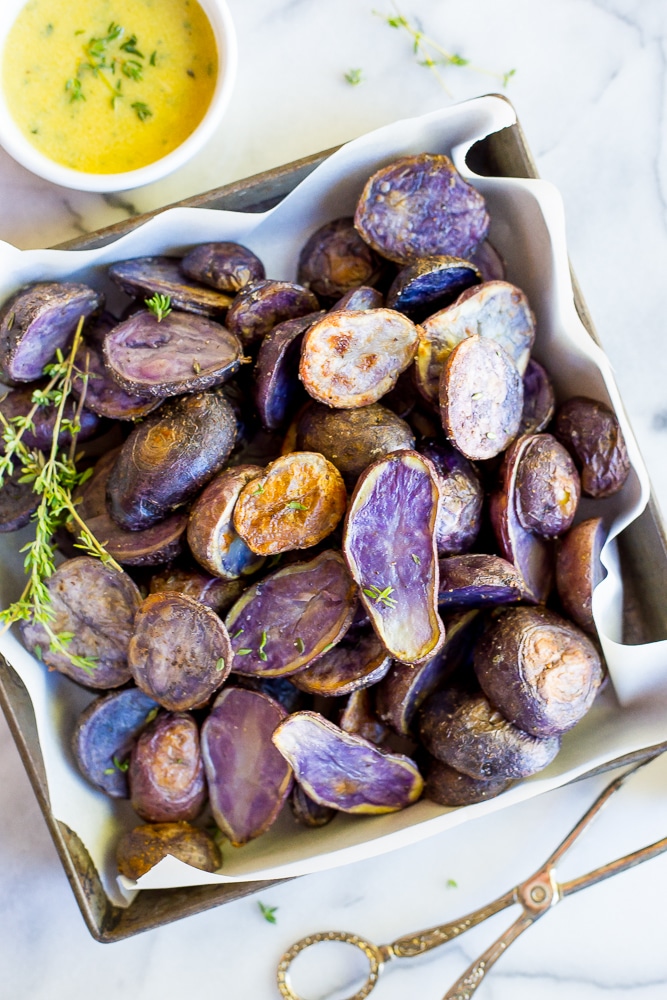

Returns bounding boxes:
[1,96,666,908]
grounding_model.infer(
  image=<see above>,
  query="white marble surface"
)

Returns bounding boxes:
[1,0,667,997]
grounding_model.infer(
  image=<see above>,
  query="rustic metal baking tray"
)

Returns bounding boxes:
[1,99,666,942]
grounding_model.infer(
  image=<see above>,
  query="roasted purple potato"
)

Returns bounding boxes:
[437,554,526,608]
[129,711,207,822]
[297,217,384,300]
[470,241,506,282]
[354,153,489,264]
[187,464,266,579]
[116,821,221,880]
[272,711,423,813]
[0,383,101,451]
[514,433,581,537]
[148,565,246,615]
[474,606,604,737]
[419,440,483,556]
[201,686,293,846]
[0,281,102,383]
[226,549,358,677]
[385,256,481,322]
[128,591,233,711]
[339,687,389,745]
[424,759,513,807]
[418,687,561,780]
[20,556,141,689]
[225,279,319,347]
[181,241,265,293]
[330,286,384,311]
[296,401,415,488]
[108,256,233,316]
[253,312,323,431]
[553,396,631,498]
[290,626,391,697]
[290,783,337,828]
[106,390,237,531]
[519,359,555,436]
[556,517,606,633]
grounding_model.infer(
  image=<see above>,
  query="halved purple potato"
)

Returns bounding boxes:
[201,686,293,846]
[296,402,415,488]
[129,711,207,822]
[108,256,234,316]
[225,549,358,678]
[187,464,266,579]
[418,687,561,780]
[71,311,161,420]
[0,383,101,450]
[330,286,384,312]
[272,711,423,813]
[117,821,221,880]
[181,241,265,293]
[489,435,554,604]
[128,591,233,711]
[72,688,159,798]
[0,281,103,383]
[339,687,389,745]
[519,359,555,436]
[253,312,324,431]
[225,279,319,347]
[233,451,347,556]
[419,440,483,556]
[343,450,445,665]
[514,433,581,537]
[470,241,506,282]
[437,554,527,609]
[299,308,419,409]
[354,153,489,264]
[290,626,391,697]
[106,390,237,531]
[440,335,523,461]
[473,605,604,737]
[103,309,244,398]
[297,217,384,300]
[148,566,246,615]
[20,556,141,689]
[290,783,337,828]
[424,759,513,807]
[385,256,481,322]
[556,517,606,634]
[553,396,631,498]
[375,609,479,736]
[0,468,39,532]
[416,281,535,404]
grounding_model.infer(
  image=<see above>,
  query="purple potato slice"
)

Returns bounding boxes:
[555,517,606,634]
[290,626,391,696]
[128,591,233,711]
[354,153,489,264]
[416,281,535,404]
[0,383,101,450]
[473,605,604,737]
[106,390,237,531]
[385,256,481,322]
[201,686,293,846]
[290,783,337,828]
[117,821,221,879]
[253,312,324,431]
[181,241,265,293]
[20,556,141,689]
[272,711,423,813]
[419,439,483,556]
[343,450,445,665]
[519,359,555,436]
[424,759,513,807]
[108,256,233,316]
[440,335,524,461]
[330,286,384,311]
[375,609,480,736]
[514,433,581,537]
[225,549,358,677]
[470,241,506,282]
[187,464,266,579]
[71,311,161,420]
[149,566,246,615]
[0,468,39,532]
[418,687,561,780]
[129,711,207,822]
[296,401,415,489]
[489,435,554,603]
[299,308,419,409]
[297,217,385,300]
[553,396,631,498]
[0,281,103,383]
[437,554,527,609]
[72,687,159,798]
[339,687,389,745]
[225,279,319,347]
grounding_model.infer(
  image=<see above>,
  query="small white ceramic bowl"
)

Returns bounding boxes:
[0,0,237,192]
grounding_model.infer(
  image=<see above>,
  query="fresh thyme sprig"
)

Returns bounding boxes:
[375,4,516,94]
[363,584,398,609]
[145,292,172,321]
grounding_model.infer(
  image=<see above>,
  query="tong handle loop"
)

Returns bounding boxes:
[276,930,384,1000]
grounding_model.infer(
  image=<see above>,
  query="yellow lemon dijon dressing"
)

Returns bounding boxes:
[2,0,218,173]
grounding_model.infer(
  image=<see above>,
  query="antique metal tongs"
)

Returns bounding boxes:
[277,757,667,1000]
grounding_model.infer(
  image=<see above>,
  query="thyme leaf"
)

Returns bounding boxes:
[258,902,278,924]
[362,584,398,609]
[145,293,172,322]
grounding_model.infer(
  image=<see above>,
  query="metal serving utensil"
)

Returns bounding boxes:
[277,757,667,1000]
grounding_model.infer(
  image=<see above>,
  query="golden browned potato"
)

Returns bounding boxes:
[116,821,221,880]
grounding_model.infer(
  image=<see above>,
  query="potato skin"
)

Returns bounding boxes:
[424,759,513,807]
[116,822,221,880]
[181,241,265,293]
[297,217,384,300]
[514,433,581,538]
[555,517,606,633]
[129,711,207,823]
[553,396,631,498]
